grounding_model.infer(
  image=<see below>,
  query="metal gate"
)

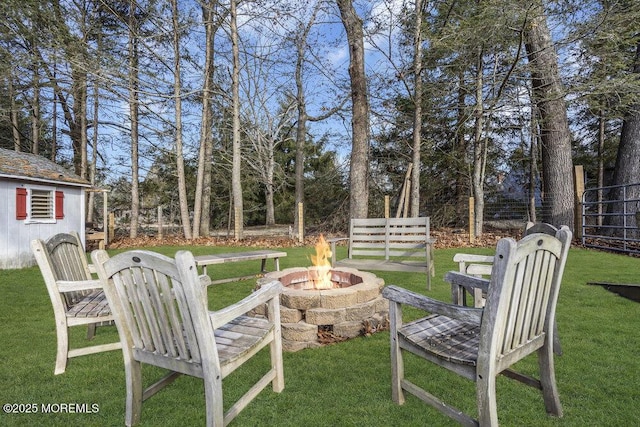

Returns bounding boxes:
[581,182,640,255]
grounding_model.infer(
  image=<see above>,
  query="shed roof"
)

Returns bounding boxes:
[0,148,91,187]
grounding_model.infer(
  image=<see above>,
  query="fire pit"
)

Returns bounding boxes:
[255,266,388,352]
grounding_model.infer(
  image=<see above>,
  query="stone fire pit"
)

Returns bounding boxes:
[255,267,388,352]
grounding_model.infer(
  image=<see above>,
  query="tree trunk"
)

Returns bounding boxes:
[597,111,605,226]
[128,0,140,239]
[410,0,424,218]
[472,46,485,237]
[171,0,192,240]
[230,0,243,240]
[88,77,100,225]
[265,155,275,225]
[31,65,40,154]
[294,25,308,237]
[524,3,574,231]
[528,111,539,223]
[610,40,640,235]
[9,76,21,151]
[195,0,218,238]
[455,72,468,221]
[337,0,369,219]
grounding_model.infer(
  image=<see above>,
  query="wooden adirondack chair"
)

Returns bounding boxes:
[31,232,121,375]
[91,249,285,427]
[382,226,572,426]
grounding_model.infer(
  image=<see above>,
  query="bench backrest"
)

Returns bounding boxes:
[348,217,431,261]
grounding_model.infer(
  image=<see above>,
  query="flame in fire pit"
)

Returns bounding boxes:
[309,234,333,289]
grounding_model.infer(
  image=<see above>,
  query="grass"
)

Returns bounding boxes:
[1,243,639,426]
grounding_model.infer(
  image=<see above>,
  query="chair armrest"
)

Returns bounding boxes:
[199,274,212,288]
[327,237,349,265]
[452,253,494,266]
[445,271,490,294]
[57,279,103,293]
[209,280,282,329]
[382,285,482,325]
[87,263,98,274]
[326,237,349,244]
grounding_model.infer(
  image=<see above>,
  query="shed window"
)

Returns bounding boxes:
[31,189,54,219]
[17,187,65,223]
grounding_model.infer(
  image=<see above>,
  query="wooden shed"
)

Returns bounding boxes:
[0,148,91,269]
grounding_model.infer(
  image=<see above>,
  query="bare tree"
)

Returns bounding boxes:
[337,0,370,219]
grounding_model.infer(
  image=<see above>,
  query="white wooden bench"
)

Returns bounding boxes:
[194,249,287,285]
[329,217,436,290]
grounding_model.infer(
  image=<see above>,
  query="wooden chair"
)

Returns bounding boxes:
[382,226,572,426]
[91,249,285,427]
[31,232,121,375]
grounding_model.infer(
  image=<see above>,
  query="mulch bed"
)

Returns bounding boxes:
[107,227,513,250]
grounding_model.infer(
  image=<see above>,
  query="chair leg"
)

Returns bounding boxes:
[388,302,405,405]
[203,371,224,427]
[86,323,97,340]
[54,325,70,375]
[125,359,143,427]
[270,333,285,393]
[538,346,563,417]
[552,321,562,356]
[476,373,499,426]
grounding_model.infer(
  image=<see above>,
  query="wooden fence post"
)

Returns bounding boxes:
[574,165,584,239]
[102,190,108,246]
[108,213,115,244]
[157,206,163,240]
[469,196,475,244]
[384,195,390,219]
[298,202,304,243]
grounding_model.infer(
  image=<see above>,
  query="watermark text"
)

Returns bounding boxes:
[3,403,99,414]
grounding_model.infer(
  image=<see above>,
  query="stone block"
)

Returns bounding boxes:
[281,290,321,310]
[355,285,381,304]
[373,295,389,313]
[281,321,317,342]
[283,339,310,352]
[333,320,363,338]
[305,307,346,325]
[345,301,375,321]
[319,288,358,308]
[280,306,303,323]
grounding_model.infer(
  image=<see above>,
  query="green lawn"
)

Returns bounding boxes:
[1,244,639,426]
